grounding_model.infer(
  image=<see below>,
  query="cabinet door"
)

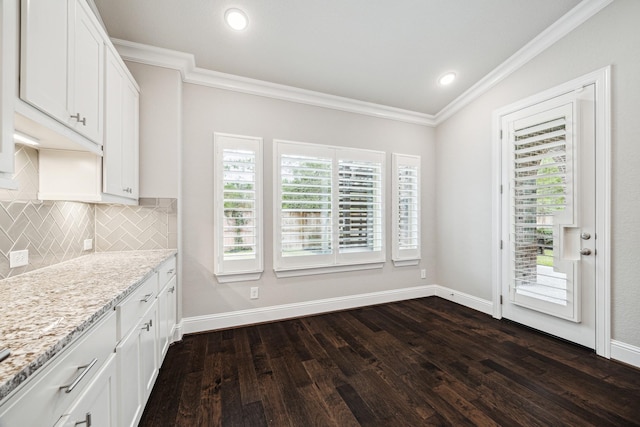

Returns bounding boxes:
[20,0,70,122]
[54,355,118,427]
[157,276,177,360]
[140,304,158,401]
[0,0,16,179]
[116,302,158,427]
[116,323,143,427]
[69,0,103,143]
[121,78,140,199]
[103,48,125,197]
[103,47,139,200]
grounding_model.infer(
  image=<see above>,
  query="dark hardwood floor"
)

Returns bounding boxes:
[139,297,640,426]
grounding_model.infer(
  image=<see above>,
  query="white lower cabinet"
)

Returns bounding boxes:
[116,300,158,427]
[54,354,118,427]
[0,256,177,427]
[0,313,116,427]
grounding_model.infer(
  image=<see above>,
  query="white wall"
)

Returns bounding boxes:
[435,0,640,347]
[181,84,436,318]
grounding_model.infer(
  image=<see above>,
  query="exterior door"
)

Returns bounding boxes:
[500,84,596,349]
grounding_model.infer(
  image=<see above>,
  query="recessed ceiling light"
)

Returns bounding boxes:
[225,8,248,31]
[13,131,40,146]
[438,72,456,86]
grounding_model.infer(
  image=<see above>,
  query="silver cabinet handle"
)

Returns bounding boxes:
[140,293,153,303]
[70,113,86,126]
[166,269,175,275]
[122,187,133,194]
[60,358,98,393]
[74,412,92,426]
[142,319,153,332]
[580,248,592,256]
[169,286,175,294]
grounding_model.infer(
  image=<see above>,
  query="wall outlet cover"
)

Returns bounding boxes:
[250,287,259,299]
[421,269,427,279]
[84,239,93,251]
[10,250,29,268]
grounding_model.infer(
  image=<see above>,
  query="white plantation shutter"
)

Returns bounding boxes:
[280,153,333,257]
[275,141,385,271]
[214,133,263,281]
[392,154,420,265]
[338,159,383,253]
[508,102,577,318]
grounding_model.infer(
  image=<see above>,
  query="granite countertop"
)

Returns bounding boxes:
[0,249,177,402]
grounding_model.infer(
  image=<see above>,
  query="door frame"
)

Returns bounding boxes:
[491,66,611,358]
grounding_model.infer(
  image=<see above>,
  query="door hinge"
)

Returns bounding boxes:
[500,240,503,250]
[500,184,503,194]
[499,129,503,139]
[500,295,503,305]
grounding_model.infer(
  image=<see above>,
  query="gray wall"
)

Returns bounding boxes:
[181,84,436,318]
[435,0,640,346]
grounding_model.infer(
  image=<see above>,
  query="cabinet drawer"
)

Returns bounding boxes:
[116,273,158,341]
[158,256,176,291]
[0,313,115,427]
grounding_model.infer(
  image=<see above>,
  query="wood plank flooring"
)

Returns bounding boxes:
[139,297,640,426]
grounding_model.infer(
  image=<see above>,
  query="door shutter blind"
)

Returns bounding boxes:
[512,115,570,306]
[338,159,383,253]
[280,154,333,256]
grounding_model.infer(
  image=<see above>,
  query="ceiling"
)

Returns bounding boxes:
[93,0,582,115]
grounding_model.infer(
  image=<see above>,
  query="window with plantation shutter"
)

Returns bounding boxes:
[275,140,385,274]
[214,133,263,282]
[392,154,420,265]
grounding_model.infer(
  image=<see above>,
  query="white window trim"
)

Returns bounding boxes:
[213,132,263,282]
[274,139,385,275]
[392,153,421,266]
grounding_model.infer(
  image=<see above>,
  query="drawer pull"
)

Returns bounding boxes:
[169,286,175,294]
[140,293,153,303]
[142,319,153,332]
[60,358,98,393]
[166,268,175,275]
[75,412,92,426]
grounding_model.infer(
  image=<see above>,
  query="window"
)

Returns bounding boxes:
[392,153,421,266]
[275,140,385,274]
[213,133,263,281]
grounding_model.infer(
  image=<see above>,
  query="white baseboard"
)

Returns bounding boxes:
[182,285,436,334]
[433,284,494,315]
[611,340,640,369]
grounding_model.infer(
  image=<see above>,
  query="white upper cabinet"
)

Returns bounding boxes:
[69,0,104,143]
[20,0,104,145]
[0,0,17,186]
[103,46,139,200]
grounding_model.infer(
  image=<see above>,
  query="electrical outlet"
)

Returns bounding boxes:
[250,287,259,300]
[83,239,93,251]
[10,250,29,268]
[420,269,427,279]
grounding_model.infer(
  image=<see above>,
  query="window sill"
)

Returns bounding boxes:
[274,262,384,278]
[392,259,420,267]
[215,271,262,283]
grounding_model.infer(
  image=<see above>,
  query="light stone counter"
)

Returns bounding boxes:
[0,249,177,401]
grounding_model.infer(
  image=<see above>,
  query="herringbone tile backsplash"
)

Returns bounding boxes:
[95,199,177,251]
[0,145,177,279]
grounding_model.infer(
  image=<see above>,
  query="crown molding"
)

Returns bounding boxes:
[112,39,435,127]
[433,0,614,125]
[111,0,612,129]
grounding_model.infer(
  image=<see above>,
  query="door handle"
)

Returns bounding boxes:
[580,248,592,256]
